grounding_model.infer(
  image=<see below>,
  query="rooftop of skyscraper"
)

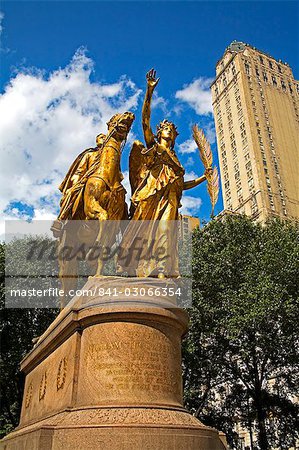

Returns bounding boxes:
[216,40,291,68]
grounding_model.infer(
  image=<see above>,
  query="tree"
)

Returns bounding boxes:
[0,240,59,437]
[182,216,299,449]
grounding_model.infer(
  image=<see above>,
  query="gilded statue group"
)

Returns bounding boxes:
[52,70,219,303]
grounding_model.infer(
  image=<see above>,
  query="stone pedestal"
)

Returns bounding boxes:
[1,277,227,450]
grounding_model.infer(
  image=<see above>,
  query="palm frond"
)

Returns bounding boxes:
[207,167,219,217]
[192,124,213,169]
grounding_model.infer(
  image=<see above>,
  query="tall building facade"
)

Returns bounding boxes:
[211,41,299,222]
[178,214,200,239]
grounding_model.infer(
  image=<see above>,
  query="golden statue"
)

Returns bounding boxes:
[57,133,106,202]
[51,112,135,305]
[51,70,218,307]
[117,69,219,278]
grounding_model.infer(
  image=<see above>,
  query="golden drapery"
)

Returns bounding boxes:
[118,143,184,278]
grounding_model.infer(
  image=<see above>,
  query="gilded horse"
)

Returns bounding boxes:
[52,111,135,305]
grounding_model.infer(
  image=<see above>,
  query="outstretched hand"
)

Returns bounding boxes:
[146,68,160,90]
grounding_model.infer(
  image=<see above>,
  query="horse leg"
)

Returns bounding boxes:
[84,178,109,220]
[58,229,78,309]
[93,220,120,277]
[84,178,111,276]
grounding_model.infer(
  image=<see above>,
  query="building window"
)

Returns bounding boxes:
[281,80,286,91]
[245,62,250,75]
[277,64,282,73]
[256,67,260,77]
[269,60,273,69]
[272,76,277,86]
[289,84,293,94]
[263,72,268,82]
[259,55,264,64]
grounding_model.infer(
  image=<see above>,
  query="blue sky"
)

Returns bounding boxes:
[0,1,298,229]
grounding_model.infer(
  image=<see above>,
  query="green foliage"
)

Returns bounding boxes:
[0,241,58,438]
[183,216,299,449]
[0,216,298,449]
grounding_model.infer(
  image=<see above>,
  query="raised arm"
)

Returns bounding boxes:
[142,69,160,148]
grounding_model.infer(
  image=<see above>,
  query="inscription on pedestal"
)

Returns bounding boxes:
[81,325,181,403]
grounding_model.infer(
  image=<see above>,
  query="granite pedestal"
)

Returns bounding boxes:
[1,277,227,450]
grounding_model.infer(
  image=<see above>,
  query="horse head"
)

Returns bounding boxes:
[107,112,135,141]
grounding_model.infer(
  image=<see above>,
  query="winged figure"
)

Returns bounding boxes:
[117,69,216,279]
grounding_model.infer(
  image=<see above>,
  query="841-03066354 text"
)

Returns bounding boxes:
[9,286,182,298]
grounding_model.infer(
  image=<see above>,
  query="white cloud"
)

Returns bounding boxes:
[0,11,4,36]
[185,156,195,167]
[32,209,57,221]
[0,48,142,222]
[204,121,216,145]
[184,171,198,181]
[151,92,168,113]
[122,170,131,205]
[180,195,202,216]
[178,138,197,154]
[175,77,213,115]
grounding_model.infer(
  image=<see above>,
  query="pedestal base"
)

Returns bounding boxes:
[1,278,227,450]
[1,407,227,450]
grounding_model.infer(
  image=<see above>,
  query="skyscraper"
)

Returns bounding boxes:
[211,41,299,222]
